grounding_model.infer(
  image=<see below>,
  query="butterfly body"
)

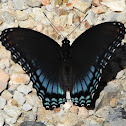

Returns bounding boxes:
[60,38,73,91]
[0,22,125,109]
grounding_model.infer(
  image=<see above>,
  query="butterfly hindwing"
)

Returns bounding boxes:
[0,28,65,109]
[71,22,125,108]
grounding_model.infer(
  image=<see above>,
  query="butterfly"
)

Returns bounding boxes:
[0,22,125,110]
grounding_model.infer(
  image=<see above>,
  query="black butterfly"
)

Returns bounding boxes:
[0,22,125,110]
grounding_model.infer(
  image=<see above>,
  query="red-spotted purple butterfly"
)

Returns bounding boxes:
[0,22,125,109]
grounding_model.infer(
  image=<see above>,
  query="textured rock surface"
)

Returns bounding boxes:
[0,96,6,109]
[4,105,21,119]
[0,0,126,125]
[0,69,9,93]
[13,0,25,10]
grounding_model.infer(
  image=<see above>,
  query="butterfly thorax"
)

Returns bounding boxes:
[61,38,71,61]
[61,38,72,91]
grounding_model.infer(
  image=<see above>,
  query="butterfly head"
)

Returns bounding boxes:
[62,38,70,44]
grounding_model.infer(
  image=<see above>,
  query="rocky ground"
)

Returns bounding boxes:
[0,0,126,126]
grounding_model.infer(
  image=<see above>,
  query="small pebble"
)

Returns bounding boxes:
[116,70,125,79]
[41,0,50,6]
[72,0,91,12]
[70,106,78,113]
[36,23,43,32]
[0,115,4,126]
[1,90,13,101]
[13,91,26,105]
[26,0,42,7]
[92,5,105,14]
[0,96,6,109]
[4,105,21,119]
[92,0,102,6]
[78,107,89,118]
[17,84,32,95]
[46,4,53,11]
[101,0,126,11]
[16,10,28,21]
[62,102,71,111]
[110,98,117,108]
[0,58,10,68]
[23,103,32,112]
[1,11,15,24]
[10,74,30,85]
[0,18,3,24]
[0,69,9,93]
[13,0,24,10]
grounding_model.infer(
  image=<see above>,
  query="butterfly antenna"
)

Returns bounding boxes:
[43,12,65,39]
[67,14,88,38]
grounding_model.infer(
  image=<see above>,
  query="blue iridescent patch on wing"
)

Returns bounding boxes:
[30,68,66,109]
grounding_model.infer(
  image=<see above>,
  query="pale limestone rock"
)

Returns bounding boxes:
[13,0,24,10]
[13,91,25,105]
[41,0,50,6]
[23,111,37,121]
[62,102,71,111]
[23,103,32,111]
[92,0,102,6]
[116,70,125,79]
[70,106,78,113]
[10,74,30,85]
[26,93,42,107]
[46,4,53,11]
[16,10,28,21]
[65,3,73,10]
[19,18,35,28]
[101,0,126,11]
[5,117,17,124]
[67,13,74,25]
[9,64,25,74]
[85,10,95,25]
[95,106,110,118]
[0,18,3,24]
[55,7,67,16]
[105,12,119,22]
[92,5,105,14]
[72,0,91,12]
[0,69,9,93]
[110,98,117,108]
[36,23,43,32]
[122,82,126,91]
[25,0,42,7]
[1,11,15,24]
[59,15,68,26]
[17,84,32,95]
[78,107,89,118]
[117,10,126,23]
[32,8,53,25]
[0,115,4,126]
[4,105,21,119]
[1,90,13,101]
[0,96,6,109]
[0,58,10,69]
[0,44,11,59]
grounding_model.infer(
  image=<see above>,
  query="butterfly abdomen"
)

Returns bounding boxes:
[61,63,72,91]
